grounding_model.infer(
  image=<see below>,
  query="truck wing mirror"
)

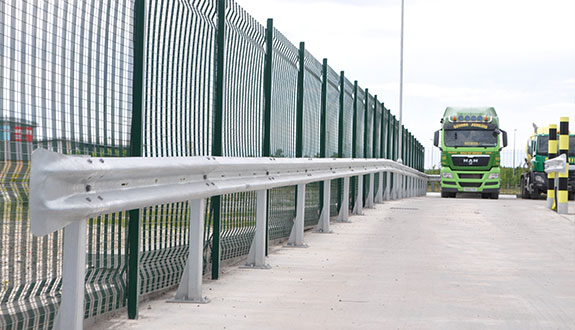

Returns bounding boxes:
[433,130,440,147]
[502,130,508,148]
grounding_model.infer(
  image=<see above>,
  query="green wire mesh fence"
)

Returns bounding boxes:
[0,0,425,328]
[1,0,133,328]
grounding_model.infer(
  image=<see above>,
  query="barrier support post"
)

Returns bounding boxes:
[337,177,351,222]
[170,199,210,303]
[558,118,569,214]
[376,171,384,203]
[53,220,87,330]
[352,175,364,214]
[548,124,558,209]
[287,184,308,247]
[366,173,375,208]
[316,180,332,233]
[244,190,272,268]
[384,172,391,200]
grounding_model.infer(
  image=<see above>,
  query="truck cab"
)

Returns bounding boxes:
[433,107,507,199]
[521,127,575,199]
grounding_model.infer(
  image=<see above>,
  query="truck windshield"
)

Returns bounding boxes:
[443,129,497,147]
[537,135,575,156]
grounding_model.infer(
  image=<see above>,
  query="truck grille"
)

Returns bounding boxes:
[458,173,483,179]
[451,155,490,167]
[459,182,482,187]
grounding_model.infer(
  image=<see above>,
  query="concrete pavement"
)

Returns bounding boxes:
[92,194,575,330]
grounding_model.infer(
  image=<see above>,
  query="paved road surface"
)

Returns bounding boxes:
[92,194,575,330]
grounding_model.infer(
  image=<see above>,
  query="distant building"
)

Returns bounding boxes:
[1,118,36,161]
[0,118,35,142]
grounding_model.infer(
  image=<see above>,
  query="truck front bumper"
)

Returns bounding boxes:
[440,167,500,193]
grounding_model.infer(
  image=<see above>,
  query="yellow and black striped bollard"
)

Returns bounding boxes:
[547,124,557,210]
[557,117,569,214]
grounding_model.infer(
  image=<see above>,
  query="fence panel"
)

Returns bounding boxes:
[302,51,322,227]
[139,0,216,296]
[218,0,265,261]
[268,27,298,241]
[0,0,134,328]
[326,65,340,216]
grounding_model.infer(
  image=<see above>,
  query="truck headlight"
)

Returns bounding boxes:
[442,172,453,179]
[535,175,545,184]
[488,173,499,179]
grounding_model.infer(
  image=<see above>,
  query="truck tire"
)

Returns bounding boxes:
[569,192,575,201]
[441,191,449,198]
[520,176,530,199]
[481,193,490,199]
[491,192,499,199]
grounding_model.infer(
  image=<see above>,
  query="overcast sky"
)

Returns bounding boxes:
[238,0,575,168]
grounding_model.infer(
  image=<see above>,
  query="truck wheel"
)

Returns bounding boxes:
[481,193,490,199]
[491,192,499,199]
[531,189,541,199]
[441,191,449,198]
[520,177,531,199]
[569,192,575,201]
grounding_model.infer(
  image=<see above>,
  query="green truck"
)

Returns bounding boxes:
[520,126,575,199]
[433,107,508,199]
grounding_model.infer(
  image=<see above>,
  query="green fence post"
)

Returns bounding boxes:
[414,136,417,169]
[402,126,406,162]
[318,58,328,223]
[393,116,397,160]
[337,71,345,211]
[408,131,412,167]
[393,116,398,195]
[372,96,378,201]
[211,0,226,280]
[419,142,421,171]
[363,89,369,159]
[263,19,273,158]
[414,139,417,168]
[263,18,273,256]
[408,132,411,167]
[127,0,146,319]
[350,81,358,208]
[385,109,393,159]
[381,104,387,195]
[363,91,370,205]
[421,142,424,171]
[397,121,401,161]
[352,81,359,159]
[422,142,424,171]
[380,103,386,159]
[373,96,378,159]
[294,41,305,229]
[320,59,328,158]
[296,42,305,158]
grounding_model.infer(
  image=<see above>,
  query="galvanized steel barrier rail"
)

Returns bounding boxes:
[30,149,430,330]
[0,0,426,329]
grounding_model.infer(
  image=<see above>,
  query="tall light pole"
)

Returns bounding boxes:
[512,128,517,176]
[397,0,405,163]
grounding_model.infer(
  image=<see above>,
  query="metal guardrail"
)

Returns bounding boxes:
[544,153,567,175]
[30,148,431,330]
[427,174,441,182]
